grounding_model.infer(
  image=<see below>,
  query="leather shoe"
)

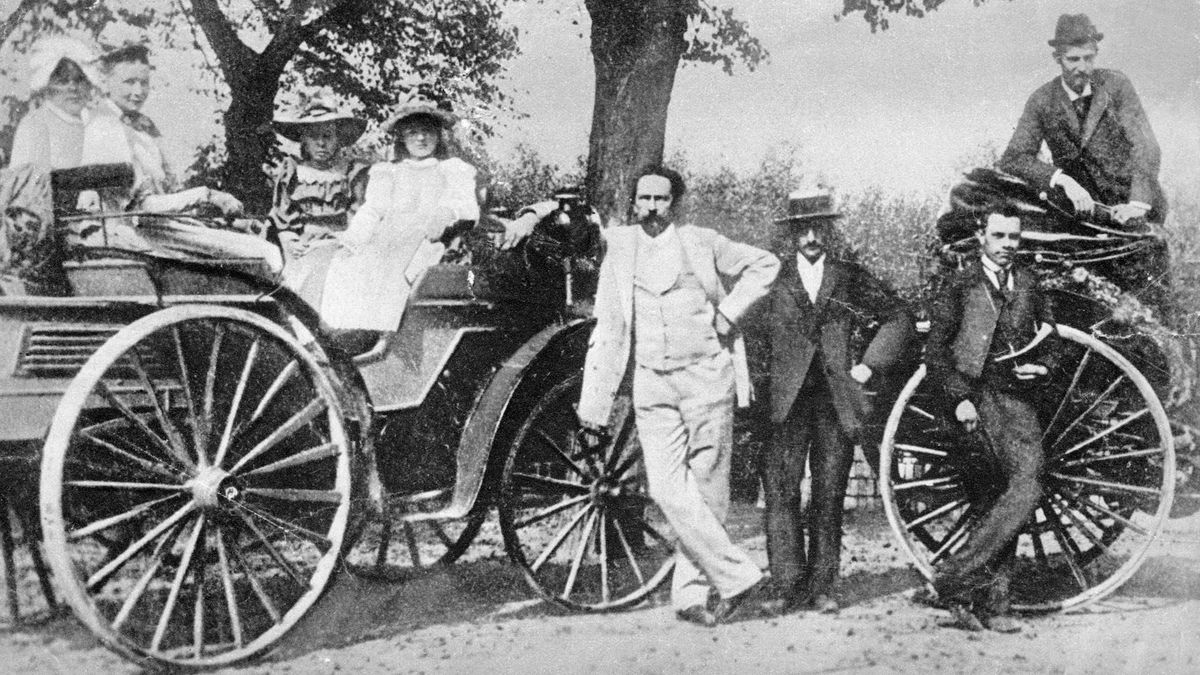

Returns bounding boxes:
[810,593,840,614]
[939,603,985,632]
[712,578,777,624]
[675,605,716,627]
[982,614,1022,633]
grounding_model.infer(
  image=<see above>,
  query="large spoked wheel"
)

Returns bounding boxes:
[880,325,1175,613]
[40,305,354,669]
[498,372,674,611]
[343,493,485,581]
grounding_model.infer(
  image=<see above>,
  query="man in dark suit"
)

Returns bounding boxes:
[999,13,1165,225]
[925,212,1058,633]
[762,188,913,614]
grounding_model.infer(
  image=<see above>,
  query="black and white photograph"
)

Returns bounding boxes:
[0,0,1196,672]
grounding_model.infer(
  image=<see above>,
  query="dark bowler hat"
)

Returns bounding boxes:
[1048,14,1103,47]
[774,187,842,224]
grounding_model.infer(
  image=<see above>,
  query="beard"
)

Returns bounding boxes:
[638,211,668,237]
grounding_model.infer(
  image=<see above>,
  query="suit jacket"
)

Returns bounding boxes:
[925,259,1056,405]
[768,257,913,433]
[577,224,780,428]
[999,69,1166,221]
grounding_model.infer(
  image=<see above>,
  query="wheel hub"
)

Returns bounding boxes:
[190,466,235,510]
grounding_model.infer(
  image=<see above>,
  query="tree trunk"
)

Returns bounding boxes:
[222,69,281,214]
[584,0,690,223]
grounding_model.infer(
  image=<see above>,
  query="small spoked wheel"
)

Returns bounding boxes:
[343,491,484,581]
[40,305,353,669]
[497,372,674,611]
[880,325,1175,612]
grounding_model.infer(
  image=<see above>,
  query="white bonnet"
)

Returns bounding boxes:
[28,36,101,92]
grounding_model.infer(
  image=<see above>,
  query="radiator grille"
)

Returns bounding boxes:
[16,325,119,378]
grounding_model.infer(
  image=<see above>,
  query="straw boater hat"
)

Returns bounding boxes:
[1048,14,1103,48]
[382,95,458,133]
[774,187,842,225]
[27,36,101,92]
[273,97,367,146]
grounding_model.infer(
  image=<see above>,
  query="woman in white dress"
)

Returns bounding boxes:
[309,99,479,332]
[8,36,101,171]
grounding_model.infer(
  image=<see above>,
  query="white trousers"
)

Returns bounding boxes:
[633,350,762,610]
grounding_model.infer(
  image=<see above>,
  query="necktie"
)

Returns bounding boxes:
[1073,95,1091,120]
[995,267,1009,291]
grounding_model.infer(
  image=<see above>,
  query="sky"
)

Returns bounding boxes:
[2,0,1198,199]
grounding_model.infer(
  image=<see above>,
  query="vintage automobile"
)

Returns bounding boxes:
[0,165,673,669]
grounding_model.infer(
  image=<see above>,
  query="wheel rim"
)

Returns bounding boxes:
[343,491,486,581]
[41,305,352,668]
[498,373,674,611]
[880,325,1174,612]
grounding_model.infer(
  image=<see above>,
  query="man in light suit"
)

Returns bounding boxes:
[577,165,780,626]
[1000,14,1165,225]
[762,189,913,614]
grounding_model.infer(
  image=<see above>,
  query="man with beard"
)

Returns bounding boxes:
[925,213,1058,633]
[762,188,913,614]
[1000,14,1165,225]
[577,165,780,626]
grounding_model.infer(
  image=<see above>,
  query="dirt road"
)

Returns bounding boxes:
[2,506,1198,674]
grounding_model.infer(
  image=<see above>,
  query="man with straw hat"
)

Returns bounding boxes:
[999,13,1165,226]
[761,187,912,614]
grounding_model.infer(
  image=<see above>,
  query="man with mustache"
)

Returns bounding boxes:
[924,212,1058,633]
[762,188,913,614]
[577,165,780,626]
[1000,14,1165,226]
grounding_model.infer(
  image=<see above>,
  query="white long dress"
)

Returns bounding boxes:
[317,156,478,331]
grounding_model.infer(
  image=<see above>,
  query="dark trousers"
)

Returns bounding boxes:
[761,369,855,600]
[935,387,1044,614]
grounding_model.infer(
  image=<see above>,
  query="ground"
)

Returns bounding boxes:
[1,504,1198,674]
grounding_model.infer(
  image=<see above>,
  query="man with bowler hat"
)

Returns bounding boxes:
[1000,13,1165,226]
[762,187,913,613]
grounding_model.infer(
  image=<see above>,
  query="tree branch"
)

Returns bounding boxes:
[0,0,43,46]
[187,0,257,82]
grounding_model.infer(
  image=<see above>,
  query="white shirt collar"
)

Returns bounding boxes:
[1061,78,1093,101]
[795,253,824,302]
[980,254,1014,291]
[637,221,676,245]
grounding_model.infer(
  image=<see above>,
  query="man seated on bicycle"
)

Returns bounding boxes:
[924,212,1059,633]
[75,43,281,273]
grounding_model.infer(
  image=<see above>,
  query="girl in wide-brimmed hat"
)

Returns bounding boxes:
[9,36,101,170]
[269,95,370,270]
[300,95,480,333]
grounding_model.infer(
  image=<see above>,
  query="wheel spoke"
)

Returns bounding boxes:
[229,399,328,474]
[1042,348,1093,441]
[79,428,180,480]
[599,515,610,604]
[561,509,598,601]
[602,406,635,472]
[97,380,186,468]
[240,443,341,478]
[402,524,423,569]
[242,487,343,504]
[232,499,334,552]
[111,518,187,631]
[1042,498,1090,590]
[894,443,948,458]
[611,517,645,586]
[69,494,180,540]
[66,480,190,492]
[1057,447,1162,469]
[1055,408,1148,462]
[1050,492,1112,556]
[1028,512,1050,568]
[171,325,202,467]
[892,474,962,492]
[515,494,589,528]
[533,429,590,480]
[929,508,974,564]
[905,499,967,531]
[150,515,205,652]
[906,404,937,421]
[86,502,196,590]
[128,345,192,470]
[199,323,226,461]
[214,338,260,469]
[631,514,673,550]
[530,504,591,573]
[213,528,243,648]
[230,506,306,587]
[1048,471,1161,496]
[247,360,300,427]
[1059,486,1150,536]
[1049,372,1124,450]
[192,543,206,660]
[512,472,589,494]
[226,531,282,624]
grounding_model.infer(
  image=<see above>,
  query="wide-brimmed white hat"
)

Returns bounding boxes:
[382,95,457,133]
[272,96,367,146]
[28,36,101,91]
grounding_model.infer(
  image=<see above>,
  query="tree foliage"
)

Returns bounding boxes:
[839,0,1005,32]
